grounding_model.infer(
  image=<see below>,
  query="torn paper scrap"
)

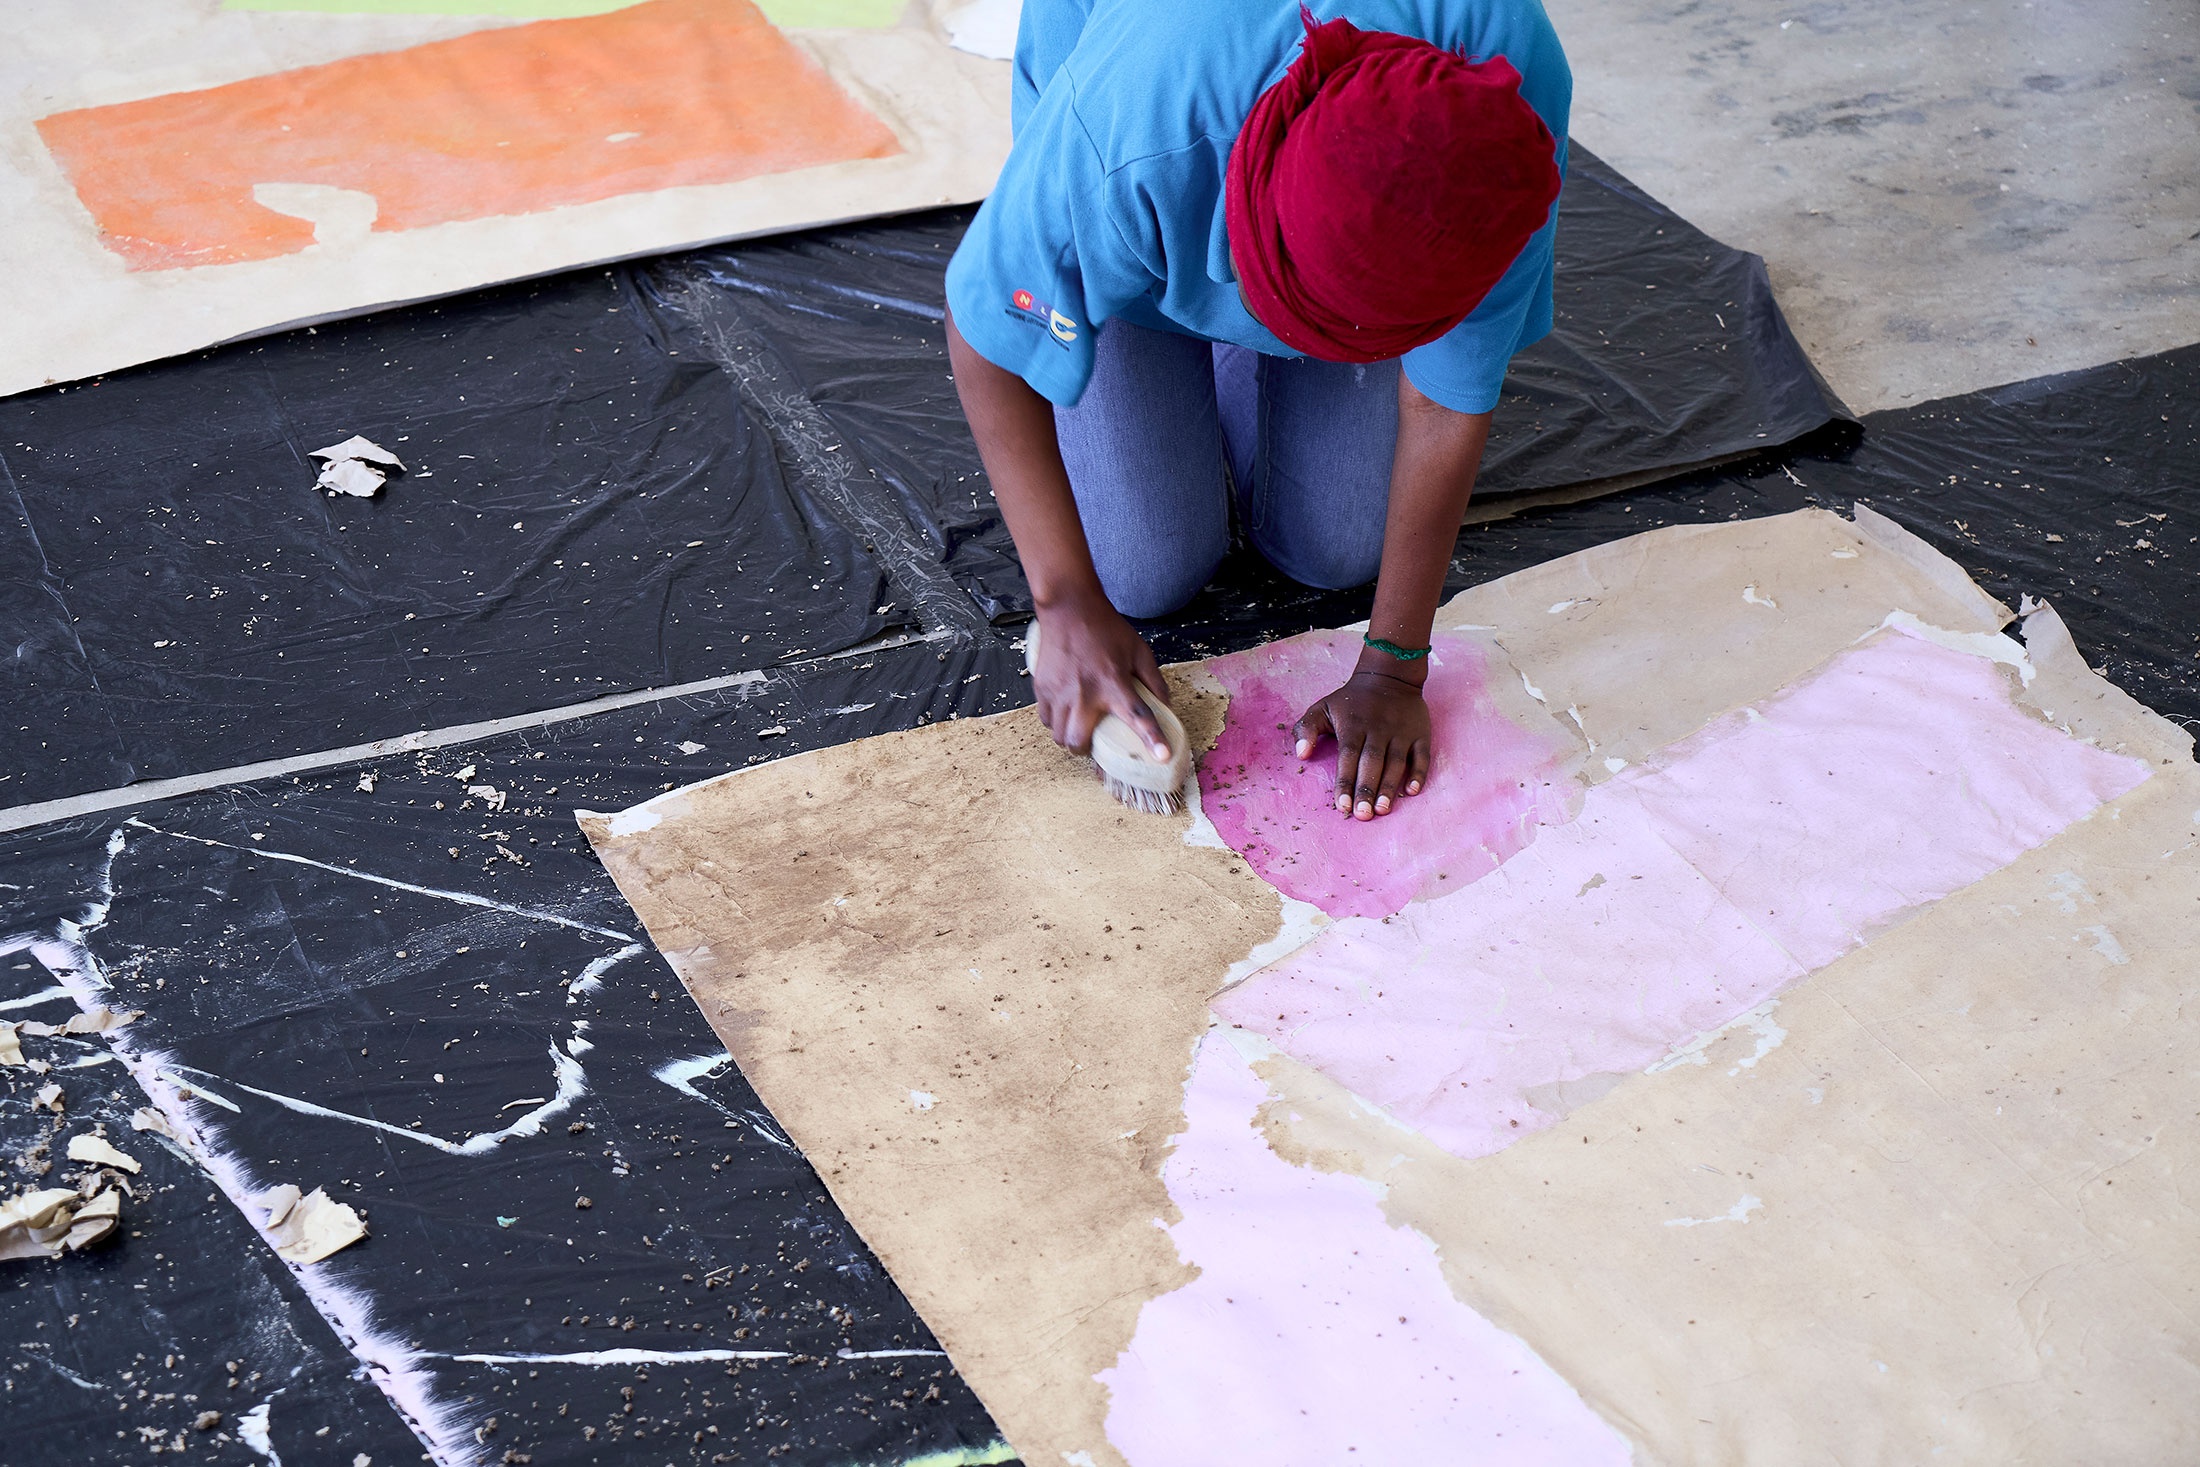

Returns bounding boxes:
[310,435,405,498]
[259,1183,368,1263]
[0,1022,20,1066]
[129,1106,184,1142]
[33,1083,62,1113]
[17,1006,142,1037]
[0,1181,122,1261]
[66,1134,142,1174]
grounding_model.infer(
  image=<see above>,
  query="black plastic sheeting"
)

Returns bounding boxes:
[0,343,2189,1467]
[1,635,1032,1467]
[0,145,1845,812]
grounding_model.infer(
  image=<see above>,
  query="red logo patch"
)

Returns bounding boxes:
[1012,289,1034,311]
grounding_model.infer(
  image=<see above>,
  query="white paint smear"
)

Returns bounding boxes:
[1664,1194,1763,1227]
[566,941,645,1003]
[183,1043,586,1158]
[598,806,661,836]
[1645,999,1786,1076]
[238,1400,282,1464]
[1741,584,1779,608]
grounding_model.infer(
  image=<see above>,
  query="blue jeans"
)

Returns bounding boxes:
[1054,320,1399,619]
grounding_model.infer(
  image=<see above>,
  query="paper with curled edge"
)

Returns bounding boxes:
[582,506,2200,1467]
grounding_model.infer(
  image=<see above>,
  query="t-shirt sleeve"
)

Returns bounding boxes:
[945,83,1112,408]
[1400,145,1564,416]
[1012,0,1094,137]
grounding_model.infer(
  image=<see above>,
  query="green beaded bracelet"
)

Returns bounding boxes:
[1362,633,1431,662]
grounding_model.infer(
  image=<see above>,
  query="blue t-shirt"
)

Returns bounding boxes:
[945,0,1571,413]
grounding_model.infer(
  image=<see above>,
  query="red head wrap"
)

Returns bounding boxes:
[1225,8,1563,363]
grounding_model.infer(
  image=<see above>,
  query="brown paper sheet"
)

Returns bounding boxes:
[583,507,2198,1465]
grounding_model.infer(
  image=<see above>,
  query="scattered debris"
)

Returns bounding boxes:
[357,770,379,793]
[130,1106,184,1143]
[467,783,508,811]
[0,1178,122,1259]
[66,1134,142,1174]
[14,1007,143,1038]
[258,1182,368,1263]
[194,1411,221,1431]
[676,740,708,755]
[33,1082,63,1113]
[310,435,405,498]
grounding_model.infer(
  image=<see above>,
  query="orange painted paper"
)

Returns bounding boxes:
[35,0,902,271]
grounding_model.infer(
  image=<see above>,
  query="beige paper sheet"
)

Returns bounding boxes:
[582,507,2199,1466]
[2,0,1007,397]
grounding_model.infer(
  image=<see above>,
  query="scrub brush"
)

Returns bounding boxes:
[1024,622,1190,815]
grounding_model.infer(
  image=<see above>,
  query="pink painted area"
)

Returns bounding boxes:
[1200,628,1577,919]
[1100,1032,1633,1467]
[1216,629,2151,1160]
[1626,631,2150,969]
[1213,797,1808,1159]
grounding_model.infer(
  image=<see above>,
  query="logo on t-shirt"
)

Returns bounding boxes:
[1007,288,1078,347]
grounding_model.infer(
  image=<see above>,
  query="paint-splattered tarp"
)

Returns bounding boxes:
[0,342,2193,1464]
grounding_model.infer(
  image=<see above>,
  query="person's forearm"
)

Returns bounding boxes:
[1361,376,1491,684]
[944,309,1106,612]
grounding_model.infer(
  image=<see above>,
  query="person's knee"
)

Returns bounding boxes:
[1093,542,1222,619]
[1254,482,1386,590]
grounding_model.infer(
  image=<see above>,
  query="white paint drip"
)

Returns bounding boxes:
[1878,611,2035,685]
[444,1345,945,1367]
[649,1053,798,1152]
[1645,999,1787,1076]
[1519,669,1547,703]
[178,1044,587,1157]
[1664,1194,1763,1227]
[0,984,76,1011]
[566,942,645,1004]
[238,1401,282,1464]
[19,1347,100,1389]
[126,819,634,940]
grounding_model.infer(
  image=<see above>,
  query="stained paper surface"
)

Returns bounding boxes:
[583,508,2200,1467]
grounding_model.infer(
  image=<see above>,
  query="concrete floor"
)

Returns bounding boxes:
[1549,0,2200,413]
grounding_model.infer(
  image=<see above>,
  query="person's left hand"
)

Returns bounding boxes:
[1293,668,1431,820]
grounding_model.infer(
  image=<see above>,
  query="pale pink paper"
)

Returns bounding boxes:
[1100,1032,1633,1467]
[1200,628,1576,919]
[1215,630,2150,1160]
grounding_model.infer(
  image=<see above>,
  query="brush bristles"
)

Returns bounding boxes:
[1102,774,1184,816]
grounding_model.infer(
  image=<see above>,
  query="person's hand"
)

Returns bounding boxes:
[1294,666,1431,820]
[1029,590,1173,759]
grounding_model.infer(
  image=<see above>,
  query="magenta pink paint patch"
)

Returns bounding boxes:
[1100,1032,1634,1467]
[1214,629,2151,1160]
[1199,627,1576,919]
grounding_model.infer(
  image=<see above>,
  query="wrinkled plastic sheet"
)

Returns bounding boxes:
[0,634,1030,1465]
[0,146,1844,812]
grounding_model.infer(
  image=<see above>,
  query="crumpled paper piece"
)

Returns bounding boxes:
[309,435,405,498]
[0,1179,122,1261]
[259,1182,368,1263]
